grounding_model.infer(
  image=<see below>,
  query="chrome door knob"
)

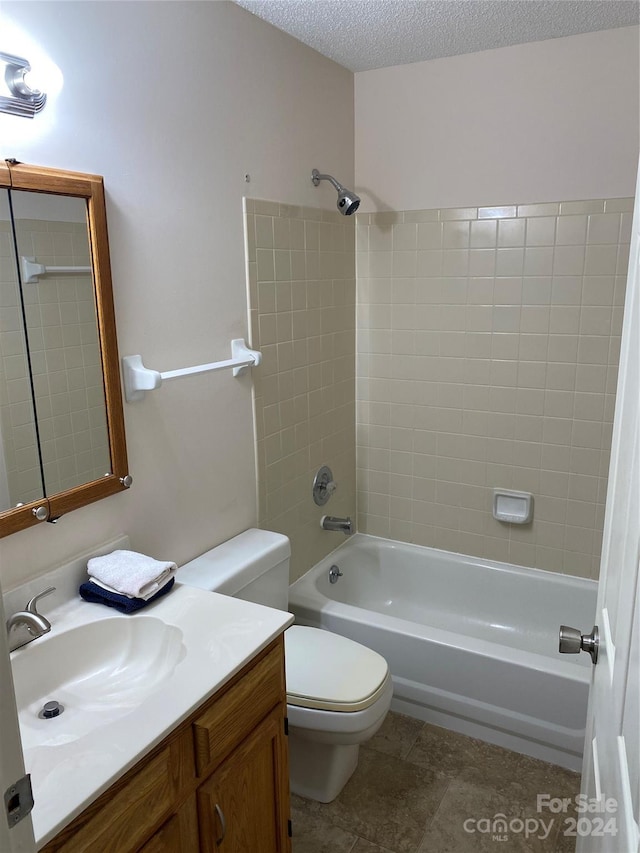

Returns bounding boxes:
[559,624,599,664]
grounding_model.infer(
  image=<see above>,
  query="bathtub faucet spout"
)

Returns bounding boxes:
[321,515,353,535]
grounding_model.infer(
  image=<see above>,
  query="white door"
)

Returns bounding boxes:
[573,164,640,853]
[0,586,36,852]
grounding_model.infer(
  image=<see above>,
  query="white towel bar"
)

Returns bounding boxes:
[21,256,92,284]
[121,339,262,403]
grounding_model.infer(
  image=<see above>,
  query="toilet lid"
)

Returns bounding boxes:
[284,625,390,712]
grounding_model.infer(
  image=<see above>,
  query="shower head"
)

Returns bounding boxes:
[311,168,360,216]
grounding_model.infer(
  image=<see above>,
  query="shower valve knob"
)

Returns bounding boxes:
[313,465,336,506]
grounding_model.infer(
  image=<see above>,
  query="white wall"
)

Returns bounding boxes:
[355,27,640,213]
[0,1,353,589]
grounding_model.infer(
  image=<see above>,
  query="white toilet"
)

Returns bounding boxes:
[178,528,392,802]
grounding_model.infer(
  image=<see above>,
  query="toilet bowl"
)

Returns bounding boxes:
[284,624,392,801]
[178,528,392,802]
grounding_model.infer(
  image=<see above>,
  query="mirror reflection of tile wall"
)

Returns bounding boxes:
[0,196,110,510]
[17,217,110,496]
[0,212,42,508]
[245,199,356,583]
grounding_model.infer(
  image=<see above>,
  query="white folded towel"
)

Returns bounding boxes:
[87,550,177,600]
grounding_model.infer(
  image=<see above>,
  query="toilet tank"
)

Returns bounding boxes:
[178,529,291,611]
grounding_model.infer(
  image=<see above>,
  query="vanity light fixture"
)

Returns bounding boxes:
[0,51,46,117]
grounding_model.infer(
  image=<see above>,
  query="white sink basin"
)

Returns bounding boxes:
[8,583,293,848]
[11,617,185,749]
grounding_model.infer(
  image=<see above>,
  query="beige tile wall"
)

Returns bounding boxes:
[356,199,632,579]
[0,218,110,507]
[245,199,356,582]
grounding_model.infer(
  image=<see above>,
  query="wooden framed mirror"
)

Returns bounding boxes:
[0,160,129,537]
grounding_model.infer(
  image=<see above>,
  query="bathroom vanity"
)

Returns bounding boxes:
[4,540,294,853]
[40,637,291,852]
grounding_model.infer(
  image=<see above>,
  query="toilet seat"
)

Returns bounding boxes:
[284,625,389,712]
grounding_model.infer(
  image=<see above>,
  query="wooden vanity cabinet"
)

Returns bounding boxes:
[197,708,290,853]
[40,636,291,853]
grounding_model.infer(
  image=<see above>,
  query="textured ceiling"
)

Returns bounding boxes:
[234,0,639,72]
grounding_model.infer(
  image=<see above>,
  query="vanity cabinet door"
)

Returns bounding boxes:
[138,796,198,852]
[197,706,291,853]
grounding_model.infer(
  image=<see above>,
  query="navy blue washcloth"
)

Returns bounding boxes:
[79,577,175,613]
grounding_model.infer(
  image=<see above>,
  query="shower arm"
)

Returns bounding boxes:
[311,169,344,192]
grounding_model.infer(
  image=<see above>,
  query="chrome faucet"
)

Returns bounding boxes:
[7,587,55,652]
[321,515,353,535]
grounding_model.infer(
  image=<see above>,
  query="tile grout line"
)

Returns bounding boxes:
[412,774,454,853]
[400,719,428,760]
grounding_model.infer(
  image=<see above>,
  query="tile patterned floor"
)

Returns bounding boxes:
[291,712,580,853]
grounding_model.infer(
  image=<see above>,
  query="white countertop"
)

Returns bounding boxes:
[13,583,293,848]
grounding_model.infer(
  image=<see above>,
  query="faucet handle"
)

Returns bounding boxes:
[313,465,338,506]
[26,586,55,615]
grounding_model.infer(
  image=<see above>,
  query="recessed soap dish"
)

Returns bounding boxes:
[492,489,533,524]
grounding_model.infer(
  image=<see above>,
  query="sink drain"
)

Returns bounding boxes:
[39,701,64,719]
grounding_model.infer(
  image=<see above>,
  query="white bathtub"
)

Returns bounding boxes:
[288,534,598,771]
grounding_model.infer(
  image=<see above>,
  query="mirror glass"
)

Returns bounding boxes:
[0,162,128,537]
[9,191,110,499]
[0,188,44,510]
